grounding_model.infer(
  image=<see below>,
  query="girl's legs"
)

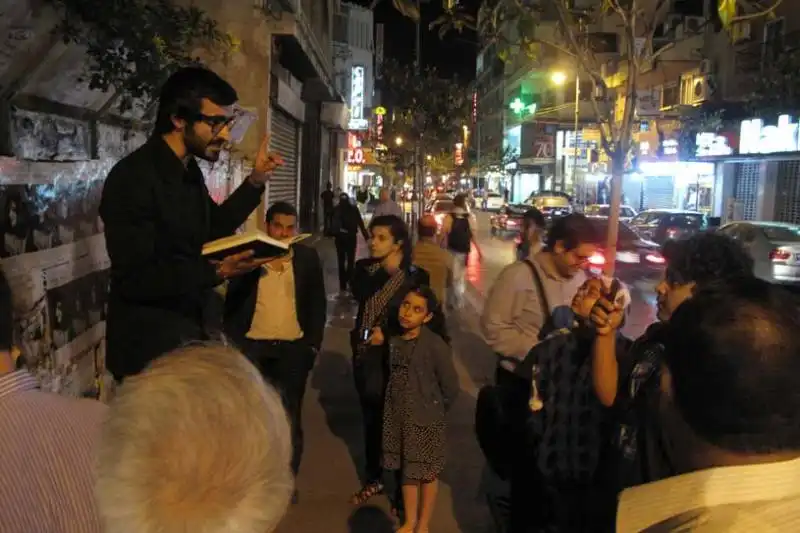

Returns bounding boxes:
[397,481,420,532]
[416,478,439,532]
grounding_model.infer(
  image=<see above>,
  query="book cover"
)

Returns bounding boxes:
[202,231,311,261]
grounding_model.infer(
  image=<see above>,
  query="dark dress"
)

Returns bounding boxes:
[382,337,446,483]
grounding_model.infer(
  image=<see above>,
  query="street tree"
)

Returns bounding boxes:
[392,0,782,274]
[375,57,472,185]
[45,0,236,113]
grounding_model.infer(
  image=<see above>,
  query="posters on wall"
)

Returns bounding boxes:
[0,157,113,399]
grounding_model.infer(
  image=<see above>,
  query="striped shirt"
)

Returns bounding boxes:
[617,456,800,532]
[0,370,107,533]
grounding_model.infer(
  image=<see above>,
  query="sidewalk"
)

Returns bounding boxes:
[276,237,493,533]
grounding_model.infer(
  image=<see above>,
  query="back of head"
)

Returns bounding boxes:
[662,232,754,287]
[96,343,293,533]
[453,193,467,210]
[664,277,800,454]
[545,213,598,250]
[523,207,546,230]
[154,67,238,135]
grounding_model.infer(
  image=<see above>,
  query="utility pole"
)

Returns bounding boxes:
[413,0,423,229]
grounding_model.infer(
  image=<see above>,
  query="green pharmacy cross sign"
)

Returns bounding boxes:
[509,97,537,117]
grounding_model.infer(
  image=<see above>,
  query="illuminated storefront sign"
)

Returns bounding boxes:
[347,148,365,164]
[695,132,733,157]
[740,115,800,154]
[348,66,368,130]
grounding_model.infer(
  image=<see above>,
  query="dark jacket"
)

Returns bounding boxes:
[350,258,431,337]
[333,202,368,239]
[223,244,327,350]
[388,326,460,426]
[100,137,263,380]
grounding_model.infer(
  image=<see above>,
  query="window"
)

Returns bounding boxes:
[762,225,800,242]
[763,18,785,62]
[661,84,678,108]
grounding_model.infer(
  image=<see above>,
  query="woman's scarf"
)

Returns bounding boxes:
[360,262,407,339]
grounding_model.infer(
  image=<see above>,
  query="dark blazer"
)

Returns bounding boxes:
[100,137,264,380]
[223,244,327,351]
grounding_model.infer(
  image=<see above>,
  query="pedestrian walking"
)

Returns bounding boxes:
[321,182,335,235]
[439,193,481,309]
[373,188,404,219]
[411,215,453,306]
[380,285,459,533]
[331,193,369,294]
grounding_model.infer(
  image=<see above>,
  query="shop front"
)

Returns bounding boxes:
[516,122,557,202]
[341,132,381,196]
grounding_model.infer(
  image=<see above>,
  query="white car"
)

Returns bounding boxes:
[717,221,800,285]
[483,192,505,211]
[584,204,638,223]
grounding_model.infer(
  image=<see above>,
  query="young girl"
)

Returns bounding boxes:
[381,285,459,533]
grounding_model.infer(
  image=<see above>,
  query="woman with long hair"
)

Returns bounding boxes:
[348,215,431,506]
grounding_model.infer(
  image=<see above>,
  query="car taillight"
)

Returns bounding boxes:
[770,248,792,262]
[588,252,606,266]
[666,227,680,239]
[645,252,665,264]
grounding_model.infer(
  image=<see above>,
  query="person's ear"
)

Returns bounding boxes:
[170,115,187,132]
[423,312,433,324]
[553,240,566,255]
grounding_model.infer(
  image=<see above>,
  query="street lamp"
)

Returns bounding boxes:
[395,136,403,146]
[551,70,581,195]
[426,154,432,161]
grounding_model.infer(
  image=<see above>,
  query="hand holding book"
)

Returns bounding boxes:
[203,231,311,279]
[211,250,270,280]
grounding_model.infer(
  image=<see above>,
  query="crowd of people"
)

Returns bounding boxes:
[2,64,800,533]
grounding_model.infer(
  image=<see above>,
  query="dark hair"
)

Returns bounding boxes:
[453,193,467,209]
[265,201,297,223]
[0,270,12,351]
[370,215,412,269]
[153,67,238,135]
[664,277,800,453]
[523,207,546,230]
[662,233,753,288]
[545,213,599,250]
[418,221,437,238]
[403,284,450,343]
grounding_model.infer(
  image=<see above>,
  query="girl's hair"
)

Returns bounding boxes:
[369,215,412,270]
[404,284,450,343]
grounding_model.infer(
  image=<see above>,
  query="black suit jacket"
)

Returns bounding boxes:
[223,244,327,351]
[100,137,264,380]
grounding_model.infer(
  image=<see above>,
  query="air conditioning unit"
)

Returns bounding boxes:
[691,76,708,104]
[699,59,714,75]
[684,16,704,34]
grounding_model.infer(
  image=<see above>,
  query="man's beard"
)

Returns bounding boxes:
[185,130,224,162]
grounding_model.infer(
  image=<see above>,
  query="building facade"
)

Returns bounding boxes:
[332,2,379,194]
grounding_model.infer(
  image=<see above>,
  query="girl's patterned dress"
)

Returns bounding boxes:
[382,337,446,482]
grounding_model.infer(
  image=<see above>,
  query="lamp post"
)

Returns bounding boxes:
[551,71,581,195]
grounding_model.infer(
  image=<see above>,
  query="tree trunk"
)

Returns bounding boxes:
[604,152,625,277]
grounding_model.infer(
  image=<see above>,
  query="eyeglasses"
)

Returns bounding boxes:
[189,113,236,136]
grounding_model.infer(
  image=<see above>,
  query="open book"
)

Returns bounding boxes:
[202,231,311,260]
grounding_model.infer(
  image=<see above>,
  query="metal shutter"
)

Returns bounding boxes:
[269,108,299,206]
[775,160,800,224]
[643,175,675,210]
[734,162,760,221]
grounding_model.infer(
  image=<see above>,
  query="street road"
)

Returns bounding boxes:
[467,210,660,339]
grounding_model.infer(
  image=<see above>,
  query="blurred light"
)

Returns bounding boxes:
[588,251,606,266]
[395,136,403,146]
[645,252,665,264]
[551,71,567,85]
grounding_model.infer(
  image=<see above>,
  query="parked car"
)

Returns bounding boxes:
[582,218,666,277]
[584,204,638,223]
[489,203,530,238]
[717,221,800,285]
[628,209,708,245]
[529,193,573,222]
[483,192,506,211]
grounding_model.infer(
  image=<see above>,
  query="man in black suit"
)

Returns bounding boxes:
[100,67,283,382]
[225,201,326,484]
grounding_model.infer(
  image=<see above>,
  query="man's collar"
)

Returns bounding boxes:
[0,370,39,400]
[147,136,202,182]
[617,456,800,532]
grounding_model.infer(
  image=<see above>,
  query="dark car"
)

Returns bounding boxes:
[583,219,666,278]
[489,203,530,238]
[529,192,573,222]
[628,209,708,245]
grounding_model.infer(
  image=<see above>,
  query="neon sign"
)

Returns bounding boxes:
[740,115,800,154]
[348,66,368,130]
[348,148,365,164]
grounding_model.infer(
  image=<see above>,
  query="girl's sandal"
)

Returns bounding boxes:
[349,481,384,505]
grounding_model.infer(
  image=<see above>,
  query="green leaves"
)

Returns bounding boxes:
[45,0,233,113]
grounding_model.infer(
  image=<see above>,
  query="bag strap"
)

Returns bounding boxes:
[522,259,550,319]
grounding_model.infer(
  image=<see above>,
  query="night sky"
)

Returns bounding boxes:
[349,0,479,80]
